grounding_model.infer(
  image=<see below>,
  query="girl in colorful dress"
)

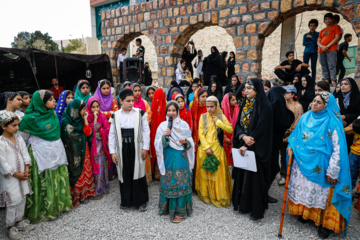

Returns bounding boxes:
[174,93,193,131]
[195,96,233,207]
[86,97,111,198]
[155,101,195,223]
[61,99,96,208]
[132,83,152,184]
[19,90,72,223]
[93,79,119,120]
[116,81,132,106]
[190,88,208,188]
[145,86,156,107]
[93,80,119,180]
[221,93,240,167]
[74,80,91,103]
[150,88,167,181]
[0,111,34,240]
[55,90,74,124]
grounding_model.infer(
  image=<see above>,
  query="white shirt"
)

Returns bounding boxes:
[175,68,183,85]
[109,108,150,154]
[117,54,128,67]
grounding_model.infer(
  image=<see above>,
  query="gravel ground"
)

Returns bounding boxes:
[1,177,360,240]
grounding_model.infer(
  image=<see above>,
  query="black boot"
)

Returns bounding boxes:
[297,215,309,224]
[318,226,330,239]
[268,195,278,203]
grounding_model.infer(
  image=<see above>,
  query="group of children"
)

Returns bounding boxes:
[274,13,352,86]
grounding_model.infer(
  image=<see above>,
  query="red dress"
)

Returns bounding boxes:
[70,125,96,208]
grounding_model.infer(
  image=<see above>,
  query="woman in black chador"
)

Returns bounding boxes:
[266,86,294,203]
[202,46,221,86]
[232,78,273,221]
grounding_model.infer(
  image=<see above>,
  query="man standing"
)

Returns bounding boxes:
[337,33,352,81]
[303,19,319,81]
[49,78,64,100]
[117,48,127,83]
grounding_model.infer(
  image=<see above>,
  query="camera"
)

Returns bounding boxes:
[189,40,194,45]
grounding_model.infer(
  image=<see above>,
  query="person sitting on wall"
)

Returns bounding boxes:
[176,60,191,86]
[274,51,310,85]
[49,78,64,101]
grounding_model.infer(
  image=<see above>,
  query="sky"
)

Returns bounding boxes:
[0,0,92,47]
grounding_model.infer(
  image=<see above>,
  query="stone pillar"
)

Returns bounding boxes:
[280,16,296,62]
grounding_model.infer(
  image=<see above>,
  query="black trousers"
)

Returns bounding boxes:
[336,60,346,82]
[274,68,310,84]
[119,129,148,208]
[280,141,288,177]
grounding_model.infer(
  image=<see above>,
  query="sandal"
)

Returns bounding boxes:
[172,216,183,223]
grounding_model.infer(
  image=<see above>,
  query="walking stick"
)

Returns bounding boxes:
[278,150,293,238]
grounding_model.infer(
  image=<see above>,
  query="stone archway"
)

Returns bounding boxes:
[101,0,360,86]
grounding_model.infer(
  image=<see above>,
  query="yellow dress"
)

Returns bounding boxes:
[195,112,233,207]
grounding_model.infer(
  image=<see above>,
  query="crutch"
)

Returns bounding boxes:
[278,150,293,238]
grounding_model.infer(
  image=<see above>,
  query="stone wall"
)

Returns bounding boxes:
[101,0,360,86]
[262,10,359,80]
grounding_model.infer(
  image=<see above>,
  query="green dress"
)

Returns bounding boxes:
[25,147,72,223]
[158,137,193,220]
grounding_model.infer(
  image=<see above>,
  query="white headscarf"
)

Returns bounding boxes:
[155,101,195,175]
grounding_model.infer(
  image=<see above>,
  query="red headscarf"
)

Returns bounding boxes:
[174,93,193,131]
[131,83,146,111]
[150,88,167,167]
[221,93,240,166]
[86,97,111,174]
[190,88,207,147]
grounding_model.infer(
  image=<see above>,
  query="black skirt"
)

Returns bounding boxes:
[119,128,149,208]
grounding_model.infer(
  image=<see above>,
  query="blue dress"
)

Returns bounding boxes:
[158,137,193,220]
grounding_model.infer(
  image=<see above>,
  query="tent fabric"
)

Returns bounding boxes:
[0,47,112,94]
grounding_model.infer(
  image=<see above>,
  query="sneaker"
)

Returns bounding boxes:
[81,199,90,205]
[278,177,286,186]
[16,219,35,231]
[8,227,22,240]
[138,203,147,212]
[120,205,129,209]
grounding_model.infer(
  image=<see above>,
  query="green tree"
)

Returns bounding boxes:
[63,39,86,54]
[11,31,59,51]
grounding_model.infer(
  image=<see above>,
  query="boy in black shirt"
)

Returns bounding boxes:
[337,33,352,81]
[274,51,310,85]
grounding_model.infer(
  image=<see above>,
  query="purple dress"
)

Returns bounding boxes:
[93,123,109,196]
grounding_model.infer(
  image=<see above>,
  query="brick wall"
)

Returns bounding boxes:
[101,0,360,86]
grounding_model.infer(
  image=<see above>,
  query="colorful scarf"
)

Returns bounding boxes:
[131,83,146,111]
[61,99,86,187]
[93,80,113,111]
[288,92,352,233]
[86,97,111,174]
[19,90,61,141]
[74,80,91,103]
[55,90,70,124]
[174,93,193,130]
[239,98,255,135]
[221,93,240,129]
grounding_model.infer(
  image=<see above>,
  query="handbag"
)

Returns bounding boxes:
[201,155,220,174]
